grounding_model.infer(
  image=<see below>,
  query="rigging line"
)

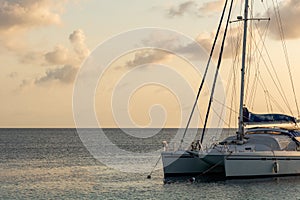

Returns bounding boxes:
[274,0,300,118]
[228,87,237,127]
[249,13,290,111]
[211,106,232,128]
[268,93,286,113]
[248,69,259,109]
[247,22,269,107]
[267,90,273,112]
[232,27,242,116]
[229,24,242,76]
[253,68,274,111]
[255,27,294,116]
[232,57,239,124]
[251,73,259,110]
[227,22,242,126]
[248,53,261,108]
[251,23,272,103]
[262,0,270,14]
[200,0,234,145]
[218,41,235,128]
[243,2,269,107]
[247,32,263,109]
[213,97,239,114]
[257,75,285,113]
[264,90,270,113]
[227,88,234,127]
[230,23,242,116]
[249,56,266,109]
[222,64,233,127]
[215,96,226,129]
[249,70,259,110]
[225,52,237,127]
[260,48,293,115]
[248,25,293,115]
[245,25,257,105]
[270,0,297,116]
[225,27,240,103]
[178,0,229,147]
[225,34,236,128]
[268,1,292,112]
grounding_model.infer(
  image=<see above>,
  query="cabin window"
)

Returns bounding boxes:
[245,146,253,151]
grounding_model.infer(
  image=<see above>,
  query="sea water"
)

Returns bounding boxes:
[1,128,300,199]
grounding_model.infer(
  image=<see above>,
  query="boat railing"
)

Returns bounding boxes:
[162,135,226,152]
[162,141,193,151]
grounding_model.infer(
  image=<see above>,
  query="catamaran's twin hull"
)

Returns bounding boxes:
[162,150,300,179]
[225,151,300,178]
[161,151,224,178]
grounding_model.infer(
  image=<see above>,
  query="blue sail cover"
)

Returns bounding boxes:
[243,107,296,124]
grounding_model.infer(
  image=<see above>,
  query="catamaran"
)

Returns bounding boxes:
[162,0,300,179]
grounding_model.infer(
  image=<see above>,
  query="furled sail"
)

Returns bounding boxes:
[243,107,296,124]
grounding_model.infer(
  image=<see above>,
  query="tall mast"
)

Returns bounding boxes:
[238,0,249,140]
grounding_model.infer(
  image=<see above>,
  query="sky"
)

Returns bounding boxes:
[1,0,300,128]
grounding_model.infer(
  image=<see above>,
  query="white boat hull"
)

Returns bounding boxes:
[162,150,300,178]
[162,129,300,179]
[225,151,300,177]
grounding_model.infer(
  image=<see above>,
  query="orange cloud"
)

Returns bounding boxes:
[20,29,90,87]
[266,0,300,40]
[34,65,78,85]
[166,0,225,18]
[0,0,71,53]
[167,1,196,17]
[126,50,172,68]
[69,29,90,60]
[45,45,70,65]
[0,0,63,32]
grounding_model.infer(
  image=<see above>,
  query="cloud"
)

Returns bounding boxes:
[41,29,89,67]
[198,0,224,15]
[175,34,213,60]
[69,29,90,60]
[126,50,172,68]
[0,0,64,32]
[0,1,88,88]
[8,72,18,78]
[0,0,69,53]
[195,30,241,59]
[20,51,46,65]
[166,0,224,18]
[125,31,182,68]
[171,28,241,61]
[141,31,182,50]
[35,29,89,85]
[45,45,69,65]
[167,1,196,17]
[19,79,34,89]
[265,0,300,40]
[34,65,77,85]
[125,28,240,68]
[21,29,90,87]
